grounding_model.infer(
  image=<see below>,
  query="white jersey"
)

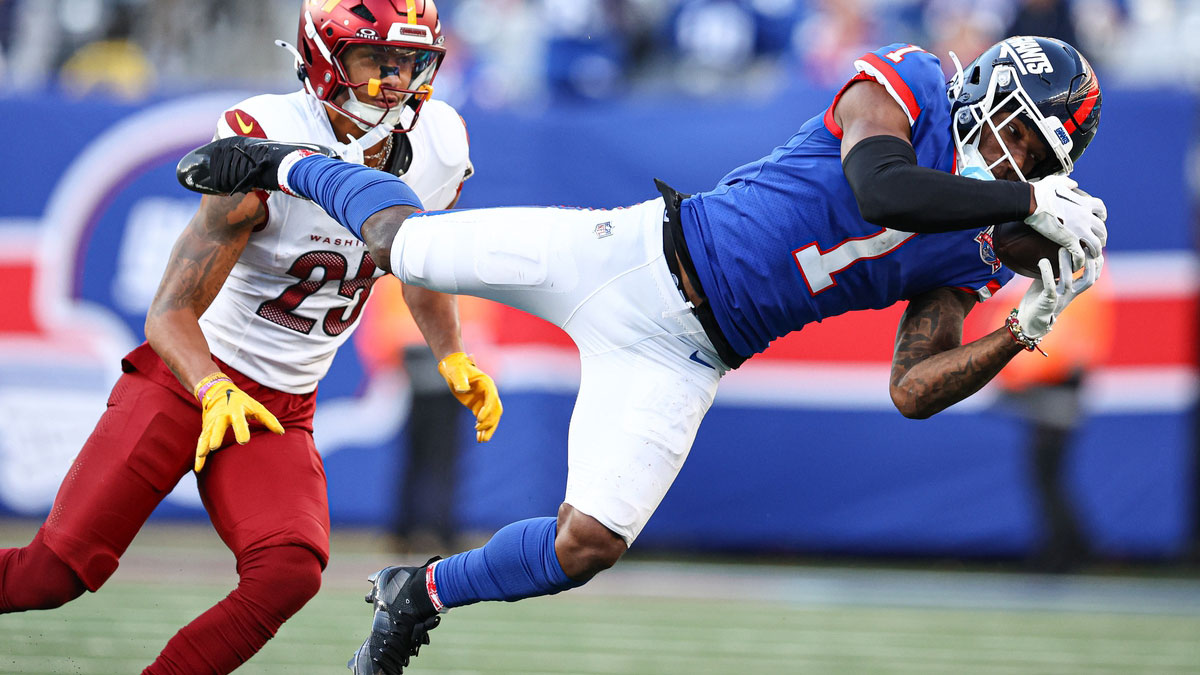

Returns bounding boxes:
[198,91,471,393]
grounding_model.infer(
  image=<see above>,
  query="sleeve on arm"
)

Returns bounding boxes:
[851,44,946,128]
[823,44,946,138]
[842,135,1031,233]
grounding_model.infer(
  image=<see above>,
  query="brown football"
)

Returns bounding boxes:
[991,221,1063,278]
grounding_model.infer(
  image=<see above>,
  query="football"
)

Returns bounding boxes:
[991,220,1063,278]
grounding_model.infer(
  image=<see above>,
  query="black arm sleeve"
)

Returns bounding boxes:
[842,135,1031,233]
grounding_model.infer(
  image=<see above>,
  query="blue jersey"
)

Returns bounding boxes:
[680,44,1014,358]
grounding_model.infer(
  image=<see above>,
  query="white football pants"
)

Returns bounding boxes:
[391,198,727,544]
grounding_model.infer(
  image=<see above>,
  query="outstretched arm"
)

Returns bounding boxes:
[889,287,1023,419]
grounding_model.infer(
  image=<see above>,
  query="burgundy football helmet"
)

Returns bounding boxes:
[295,0,445,133]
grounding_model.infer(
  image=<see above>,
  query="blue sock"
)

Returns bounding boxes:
[431,517,583,608]
[285,154,423,240]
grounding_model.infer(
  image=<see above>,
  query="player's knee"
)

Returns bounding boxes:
[37,578,86,610]
[555,506,627,582]
[236,545,323,620]
[17,573,86,611]
[0,539,87,611]
[278,552,323,616]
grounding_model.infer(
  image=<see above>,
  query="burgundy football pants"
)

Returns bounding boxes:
[0,344,331,674]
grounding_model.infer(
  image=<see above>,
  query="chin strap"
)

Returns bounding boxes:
[309,102,394,165]
[336,122,393,165]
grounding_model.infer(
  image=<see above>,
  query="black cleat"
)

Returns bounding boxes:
[176,136,336,196]
[348,558,442,675]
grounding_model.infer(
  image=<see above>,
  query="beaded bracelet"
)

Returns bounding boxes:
[1005,310,1047,356]
[193,372,233,402]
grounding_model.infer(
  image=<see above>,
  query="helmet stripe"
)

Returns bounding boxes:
[321,0,342,12]
[406,0,417,24]
[1064,81,1099,134]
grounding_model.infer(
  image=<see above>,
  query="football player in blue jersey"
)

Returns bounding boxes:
[179,36,1106,674]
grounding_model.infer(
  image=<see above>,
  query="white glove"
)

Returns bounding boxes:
[1070,184,1107,223]
[1026,175,1107,271]
[1014,247,1103,342]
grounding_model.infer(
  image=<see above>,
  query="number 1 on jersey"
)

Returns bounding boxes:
[793,229,916,294]
[885,45,926,63]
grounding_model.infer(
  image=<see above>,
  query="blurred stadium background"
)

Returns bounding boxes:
[0,0,1197,672]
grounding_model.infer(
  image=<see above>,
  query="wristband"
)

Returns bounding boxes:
[1005,310,1048,357]
[194,372,233,402]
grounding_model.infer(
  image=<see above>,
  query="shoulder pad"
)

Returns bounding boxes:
[852,44,945,126]
[416,100,470,170]
[215,92,311,142]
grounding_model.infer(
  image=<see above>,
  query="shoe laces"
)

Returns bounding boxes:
[213,144,264,195]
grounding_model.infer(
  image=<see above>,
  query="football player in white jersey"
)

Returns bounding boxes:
[0,2,500,673]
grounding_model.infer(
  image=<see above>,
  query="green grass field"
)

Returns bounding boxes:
[2,520,1199,674]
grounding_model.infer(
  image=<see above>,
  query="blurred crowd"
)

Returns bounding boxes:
[0,0,1192,106]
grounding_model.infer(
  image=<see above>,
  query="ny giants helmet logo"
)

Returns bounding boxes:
[975,227,1001,273]
[999,37,1054,76]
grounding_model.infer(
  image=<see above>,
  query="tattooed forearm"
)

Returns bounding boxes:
[889,288,1023,418]
[149,194,263,319]
[157,230,241,314]
[144,194,264,390]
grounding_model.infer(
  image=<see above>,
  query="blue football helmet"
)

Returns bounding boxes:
[948,36,1102,181]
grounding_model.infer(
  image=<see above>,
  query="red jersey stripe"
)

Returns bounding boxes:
[823,72,874,138]
[857,53,921,124]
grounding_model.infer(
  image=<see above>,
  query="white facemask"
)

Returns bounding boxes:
[957,143,995,182]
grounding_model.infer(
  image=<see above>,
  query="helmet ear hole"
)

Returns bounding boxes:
[302,41,313,66]
[969,66,981,85]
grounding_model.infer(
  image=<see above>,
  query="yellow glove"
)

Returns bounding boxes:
[437,352,503,442]
[193,372,285,472]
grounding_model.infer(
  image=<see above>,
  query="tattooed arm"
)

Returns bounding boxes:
[889,287,1025,419]
[144,193,266,392]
